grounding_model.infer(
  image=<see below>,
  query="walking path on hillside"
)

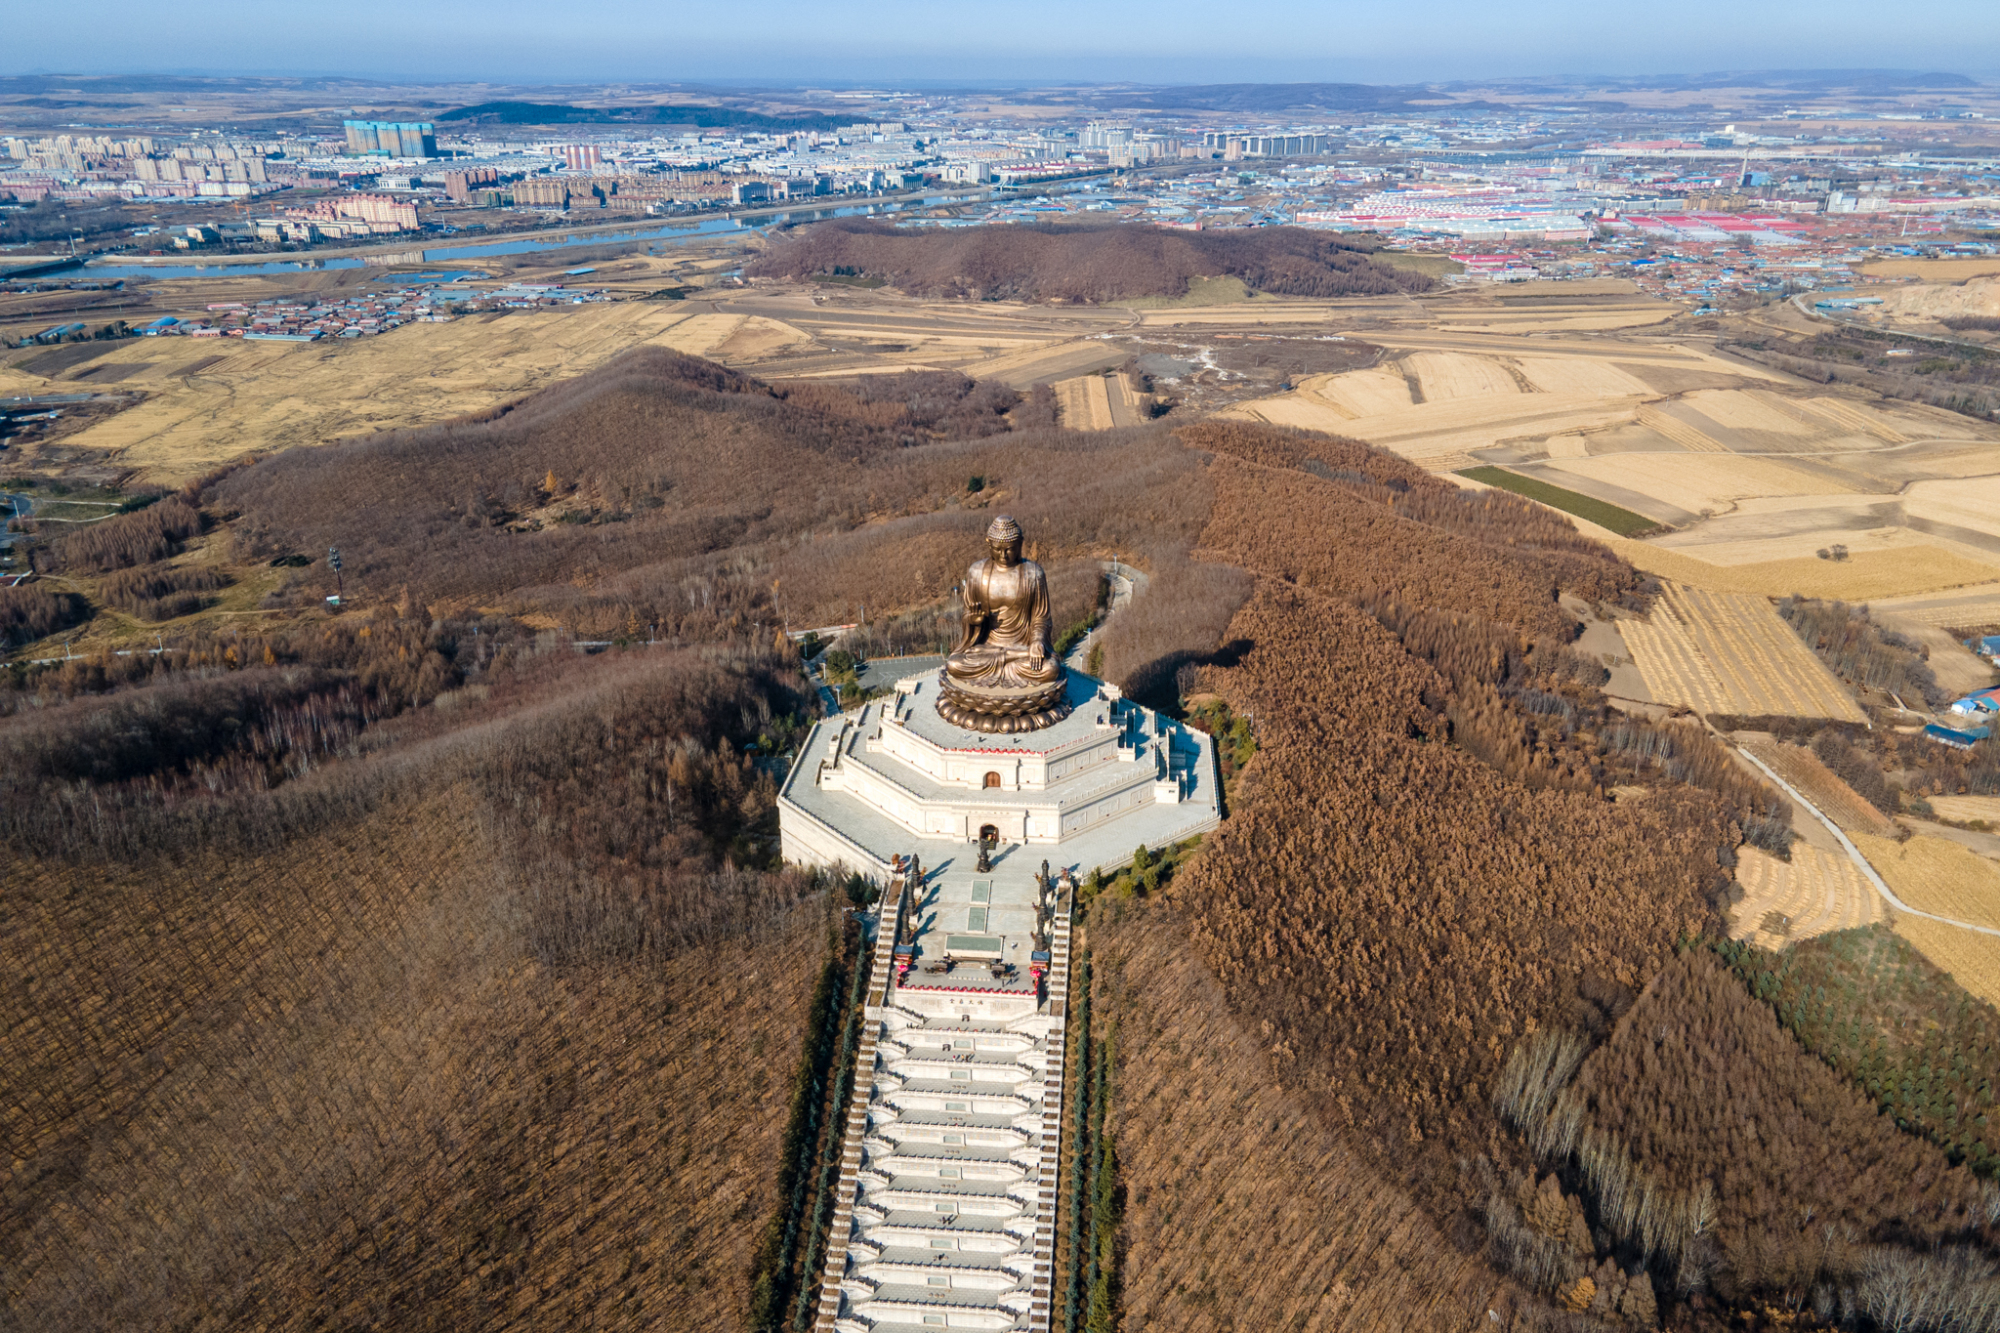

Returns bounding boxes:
[1738,747,2000,940]
[1063,560,1147,673]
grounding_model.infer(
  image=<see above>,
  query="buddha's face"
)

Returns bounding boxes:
[988,535,1022,568]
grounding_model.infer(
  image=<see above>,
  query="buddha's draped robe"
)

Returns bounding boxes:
[946,556,1063,688]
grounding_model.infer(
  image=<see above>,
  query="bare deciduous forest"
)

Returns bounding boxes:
[0,583,88,646]
[1777,596,1946,708]
[745,221,1436,302]
[1498,951,1996,1319]
[6,348,1998,1333]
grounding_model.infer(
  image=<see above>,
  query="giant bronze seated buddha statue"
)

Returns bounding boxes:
[935,515,1073,734]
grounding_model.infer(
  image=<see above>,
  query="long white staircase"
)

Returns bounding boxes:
[814,869,1073,1333]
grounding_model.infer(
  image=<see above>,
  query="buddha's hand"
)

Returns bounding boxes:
[1028,643,1045,669]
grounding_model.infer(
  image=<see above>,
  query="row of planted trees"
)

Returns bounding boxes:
[1058,937,1124,1333]
[747,905,871,1333]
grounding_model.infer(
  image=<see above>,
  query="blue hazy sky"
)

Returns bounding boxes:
[9,0,1998,85]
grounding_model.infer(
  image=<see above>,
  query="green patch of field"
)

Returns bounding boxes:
[1375,252,1465,279]
[1121,276,1264,309]
[27,500,127,523]
[1709,927,2000,1176]
[1456,465,1661,537]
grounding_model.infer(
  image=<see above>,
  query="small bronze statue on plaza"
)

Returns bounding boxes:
[936,514,1072,733]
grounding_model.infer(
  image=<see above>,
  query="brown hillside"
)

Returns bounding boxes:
[4,789,831,1332]
[1169,582,1728,1181]
[214,347,1206,637]
[1571,953,1989,1273]
[1493,950,1999,1316]
[9,351,1995,1331]
[2,648,829,1331]
[1091,899,1514,1332]
[1185,420,1635,640]
[746,221,1434,302]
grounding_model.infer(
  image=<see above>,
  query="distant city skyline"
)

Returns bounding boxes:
[9,0,2000,86]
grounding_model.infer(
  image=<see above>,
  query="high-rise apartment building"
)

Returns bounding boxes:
[1200,131,1329,158]
[443,167,501,202]
[511,178,571,208]
[343,121,437,159]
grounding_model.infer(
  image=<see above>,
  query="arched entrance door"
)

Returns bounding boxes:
[983,771,1001,789]
[978,824,999,844]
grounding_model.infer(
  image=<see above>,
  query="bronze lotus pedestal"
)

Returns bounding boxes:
[935,515,1073,734]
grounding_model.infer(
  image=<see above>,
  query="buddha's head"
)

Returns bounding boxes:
[985,514,1023,568]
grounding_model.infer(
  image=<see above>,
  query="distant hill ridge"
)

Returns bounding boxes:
[437,101,845,131]
[747,221,1435,303]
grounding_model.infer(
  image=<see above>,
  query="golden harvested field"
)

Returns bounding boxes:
[1218,322,2000,605]
[1730,844,1884,950]
[1868,581,2000,630]
[1635,403,1729,452]
[1605,541,2000,602]
[1649,527,1984,568]
[1686,387,1829,436]
[1621,583,1865,721]
[1054,373,1115,431]
[1225,389,1643,467]
[1859,257,2000,283]
[1546,452,1861,517]
[1300,366,1412,417]
[1905,475,2000,544]
[8,302,821,482]
[1738,737,1899,837]
[1405,350,1518,400]
[1512,355,1658,397]
[1853,832,2000,932]
[1891,918,2000,1007]
[1619,613,1730,713]
[1928,795,2000,826]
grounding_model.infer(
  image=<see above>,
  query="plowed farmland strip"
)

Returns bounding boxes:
[1892,918,2000,1007]
[1620,615,1732,715]
[1107,373,1146,428]
[1406,350,1520,400]
[1805,396,1908,444]
[1082,374,1115,430]
[1730,845,1884,951]
[1852,833,2000,931]
[1737,739,1898,837]
[1667,585,1866,722]
[1636,404,1729,453]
